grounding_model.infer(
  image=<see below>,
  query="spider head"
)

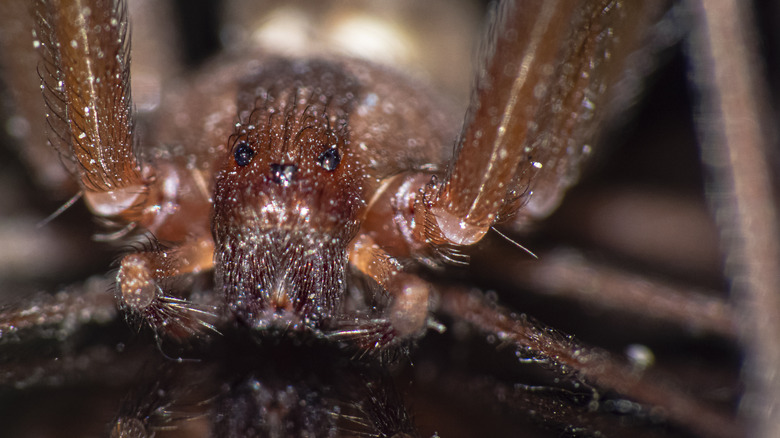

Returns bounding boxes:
[211,59,366,330]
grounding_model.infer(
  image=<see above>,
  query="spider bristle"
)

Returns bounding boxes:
[112,363,206,436]
[94,220,138,242]
[435,245,470,265]
[333,371,417,438]
[155,294,220,338]
[108,230,163,255]
[326,319,401,356]
[116,283,220,347]
[496,180,531,224]
[414,183,473,266]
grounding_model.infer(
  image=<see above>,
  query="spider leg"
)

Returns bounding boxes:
[346,235,430,343]
[472,245,737,339]
[116,237,218,340]
[32,0,212,243]
[688,0,780,435]
[0,275,116,345]
[0,276,147,390]
[419,371,678,437]
[434,285,743,438]
[0,1,179,197]
[0,0,72,193]
[415,1,669,249]
[32,0,150,213]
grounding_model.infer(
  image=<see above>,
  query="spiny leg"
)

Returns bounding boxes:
[0,0,72,193]
[416,1,669,248]
[471,244,737,339]
[33,0,149,211]
[415,372,672,437]
[687,0,780,435]
[0,276,144,389]
[116,236,219,341]
[434,285,743,438]
[0,275,116,345]
[345,1,673,351]
[332,234,433,350]
[33,0,218,341]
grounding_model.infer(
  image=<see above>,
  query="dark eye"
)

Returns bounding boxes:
[317,148,341,171]
[234,141,255,166]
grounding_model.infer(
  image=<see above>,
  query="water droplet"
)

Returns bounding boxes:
[582,96,595,110]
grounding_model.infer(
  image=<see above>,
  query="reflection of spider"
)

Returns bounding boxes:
[0,0,775,436]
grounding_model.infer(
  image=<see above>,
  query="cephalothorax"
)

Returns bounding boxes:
[213,59,371,328]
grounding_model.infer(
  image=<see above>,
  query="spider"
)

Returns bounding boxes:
[0,0,775,436]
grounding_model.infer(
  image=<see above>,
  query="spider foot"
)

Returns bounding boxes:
[117,253,220,342]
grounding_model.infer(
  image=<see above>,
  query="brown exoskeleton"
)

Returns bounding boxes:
[0,0,773,436]
[20,0,668,349]
[35,0,667,346]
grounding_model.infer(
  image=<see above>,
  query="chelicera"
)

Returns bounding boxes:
[0,0,773,436]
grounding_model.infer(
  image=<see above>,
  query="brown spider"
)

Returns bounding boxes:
[0,0,776,436]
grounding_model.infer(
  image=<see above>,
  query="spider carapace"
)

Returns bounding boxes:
[210,58,450,338]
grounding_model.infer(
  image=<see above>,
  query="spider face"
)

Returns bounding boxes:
[212,59,364,327]
[0,0,774,437]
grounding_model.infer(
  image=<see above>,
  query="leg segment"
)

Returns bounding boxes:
[434,285,743,438]
[34,0,143,190]
[116,235,218,340]
[349,234,430,340]
[471,245,736,339]
[33,0,151,220]
[417,1,669,247]
[330,234,433,350]
[0,0,73,193]
[0,275,116,345]
[688,0,780,434]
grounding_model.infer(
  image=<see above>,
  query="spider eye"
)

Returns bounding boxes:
[234,141,255,166]
[317,148,341,171]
